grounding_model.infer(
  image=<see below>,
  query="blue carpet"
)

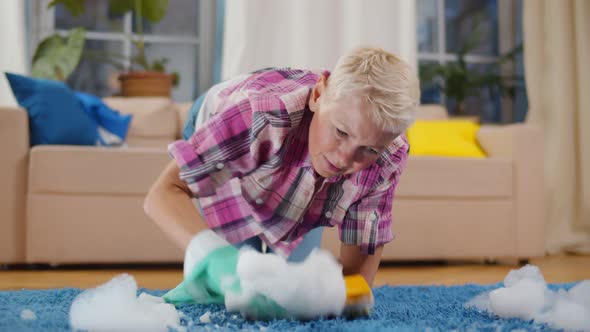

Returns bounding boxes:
[0,283,572,331]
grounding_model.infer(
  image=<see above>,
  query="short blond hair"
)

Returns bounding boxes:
[323,47,420,134]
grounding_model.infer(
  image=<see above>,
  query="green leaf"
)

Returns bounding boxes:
[108,0,135,15]
[31,28,86,81]
[150,58,168,72]
[495,43,523,66]
[171,71,180,87]
[142,0,169,23]
[32,35,61,65]
[48,0,86,16]
[108,0,168,23]
[458,11,485,56]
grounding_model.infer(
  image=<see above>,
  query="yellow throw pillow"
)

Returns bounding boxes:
[406,120,486,158]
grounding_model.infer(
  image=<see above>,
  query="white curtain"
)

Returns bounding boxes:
[0,0,28,106]
[221,0,417,80]
[524,0,590,254]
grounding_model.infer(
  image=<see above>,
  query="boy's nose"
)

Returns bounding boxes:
[334,146,355,169]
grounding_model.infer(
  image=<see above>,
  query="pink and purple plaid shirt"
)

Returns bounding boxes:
[168,68,409,258]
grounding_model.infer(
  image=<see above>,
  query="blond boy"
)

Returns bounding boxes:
[144,47,419,314]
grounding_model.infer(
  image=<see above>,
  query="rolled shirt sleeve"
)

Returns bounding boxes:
[339,138,409,254]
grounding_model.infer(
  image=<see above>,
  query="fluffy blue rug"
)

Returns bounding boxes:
[0,283,570,331]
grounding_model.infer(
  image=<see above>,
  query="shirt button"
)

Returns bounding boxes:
[215,162,224,170]
[370,213,378,221]
[324,211,333,218]
[255,198,264,205]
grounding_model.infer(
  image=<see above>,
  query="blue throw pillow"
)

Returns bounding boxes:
[5,72,98,146]
[75,92,133,142]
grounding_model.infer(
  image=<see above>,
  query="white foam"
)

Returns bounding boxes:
[503,264,546,287]
[489,278,547,320]
[20,309,36,320]
[199,311,212,323]
[224,248,346,320]
[69,274,185,332]
[466,264,590,331]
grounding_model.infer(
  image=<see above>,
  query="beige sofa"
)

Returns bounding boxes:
[0,99,545,265]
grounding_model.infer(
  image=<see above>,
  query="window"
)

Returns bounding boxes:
[416,0,524,123]
[27,0,216,102]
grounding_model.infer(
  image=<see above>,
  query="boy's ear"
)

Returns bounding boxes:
[309,74,327,113]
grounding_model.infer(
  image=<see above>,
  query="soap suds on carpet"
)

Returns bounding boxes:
[67,248,345,330]
[20,309,36,320]
[69,274,185,332]
[199,311,211,323]
[466,264,590,331]
[65,251,589,330]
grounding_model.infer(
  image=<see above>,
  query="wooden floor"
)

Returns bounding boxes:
[1,255,589,291]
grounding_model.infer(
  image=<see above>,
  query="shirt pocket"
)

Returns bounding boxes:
[314,198,347,226]
[240,171,273,210]
[240,168,307,218]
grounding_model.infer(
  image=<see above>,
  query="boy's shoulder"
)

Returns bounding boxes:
[239,68,325,127]
[337,135,408,190]
[359,134,410,185]
[217,68,323,113]
[382,133,410,174]
[244,67,325,95]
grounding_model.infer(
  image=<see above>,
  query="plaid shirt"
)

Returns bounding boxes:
[168,68,409,258]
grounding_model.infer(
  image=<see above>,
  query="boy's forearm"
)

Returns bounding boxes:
[145,186,206,250]
[340,244,384,286]
[144,162,208,250]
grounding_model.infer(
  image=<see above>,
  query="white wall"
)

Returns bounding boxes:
[0,0,28,106]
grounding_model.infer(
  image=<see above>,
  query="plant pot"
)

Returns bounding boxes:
[119,71,173,97]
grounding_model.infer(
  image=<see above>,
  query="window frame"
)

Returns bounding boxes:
[417,0,519,123]
[27,0,216,100]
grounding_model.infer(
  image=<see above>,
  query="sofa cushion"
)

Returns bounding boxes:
[4,72,98,146]
[407,120,486,158]
[76,92,133,144]
[28,146,170,195]
[396,156,513,198]
[103,97,178,148]
[27,194,183,263]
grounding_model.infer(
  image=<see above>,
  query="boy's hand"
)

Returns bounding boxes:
[163,230,289,320]
[163,230,239,305]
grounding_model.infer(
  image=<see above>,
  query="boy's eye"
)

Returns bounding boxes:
[366,147,379,155]
[336,128,348,137]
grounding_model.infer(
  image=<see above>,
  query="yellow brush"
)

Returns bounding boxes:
[342,274,374,318]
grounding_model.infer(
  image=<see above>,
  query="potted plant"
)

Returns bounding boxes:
[109,0,176,97]
[419,14,523,116]
[32,0,177,97]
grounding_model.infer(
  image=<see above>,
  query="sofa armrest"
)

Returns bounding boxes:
[477,124,545,257]
[0,107,29,263]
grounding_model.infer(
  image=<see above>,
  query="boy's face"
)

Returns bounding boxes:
[308,78,397,178]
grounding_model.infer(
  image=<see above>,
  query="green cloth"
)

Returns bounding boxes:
[164,245,239,305]
[163,245,289,320]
